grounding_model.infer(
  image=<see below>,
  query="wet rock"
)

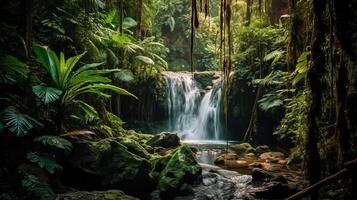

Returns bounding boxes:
[271,175,288,184]
[252,168,274,182]
[214,153,238,165]
[56,190,138,200]
[255,145,270,155]
[249,162,263,168]
[278,159,288,165]
[202,171,218,186]
[193,71,220,88]
[244,153,256,158]
[246,147,256,154]
[230,143,254,155]
[259,152,285,161]
[146,132,180,148]
[235,160,249,168]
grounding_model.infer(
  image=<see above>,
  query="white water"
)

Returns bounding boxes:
[164,71,223,140]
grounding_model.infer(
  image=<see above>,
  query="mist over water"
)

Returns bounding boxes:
[163,72,223,140]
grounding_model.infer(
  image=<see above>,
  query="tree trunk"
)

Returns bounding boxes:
[245,0,253,26]
[136,0,143,39]
[306,0,326,198]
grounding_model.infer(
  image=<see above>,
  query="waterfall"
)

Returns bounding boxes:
[163,71,223,140]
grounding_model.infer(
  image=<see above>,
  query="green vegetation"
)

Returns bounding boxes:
[0,0,356,199]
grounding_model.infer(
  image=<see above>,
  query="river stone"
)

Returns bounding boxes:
[67,138,154,194]
[252,168,274,182]
[249,162,263,168]
[157,145,202,198]
[146,132,180,148]
[56,190,138,200]
[193,71,220,88]
[229,143,254,155]
[255,145,271,154]
[259,152,285,161]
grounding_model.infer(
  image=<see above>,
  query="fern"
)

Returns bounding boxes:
[32,85,63,104]
[258,93,284,112]
[26,152,62,174]
[34,136,73,153]
[0,106,42,137]
[21,174,55,200]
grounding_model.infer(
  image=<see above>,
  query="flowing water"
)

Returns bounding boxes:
[163,71,223,140]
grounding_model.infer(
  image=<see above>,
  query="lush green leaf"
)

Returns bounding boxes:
[34,135,73,152]
[113,69,135,82]
[27,152,62,174]
[135,56,155,65]
[32,85,62,104]
[0,106,41,137]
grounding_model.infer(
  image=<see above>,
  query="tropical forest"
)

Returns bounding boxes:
[0,0,356,199]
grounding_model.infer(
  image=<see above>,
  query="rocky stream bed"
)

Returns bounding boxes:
[54,132,305,200]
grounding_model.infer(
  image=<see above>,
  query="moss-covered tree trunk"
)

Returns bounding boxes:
[306,0,326,198]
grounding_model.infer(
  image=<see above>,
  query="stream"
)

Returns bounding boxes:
[156,72,303,199]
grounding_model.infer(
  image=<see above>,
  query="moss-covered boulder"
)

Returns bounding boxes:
[146,132,180,148]
[68,138,154,194]
[193,71,220,89]
[156,145,202,198]
[117,137,152,159]
[56,190,138,200]
[229,143,255,155]
[256,145,271,155]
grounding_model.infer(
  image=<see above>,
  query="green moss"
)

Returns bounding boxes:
[193,72,217,88]
[146,132,180,148]
[69,138,154,191]
[157,145,201,197]
[230,143,254,155]
[118,137,152,159]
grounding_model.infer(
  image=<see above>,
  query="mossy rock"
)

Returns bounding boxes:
[229,143,254,155]
[193,72,219,88]
[157,145,202,198]
[256,145,271,155]
[124,130,153,144]
[117,137,152,160]
[146,132,180,148]
[68,138,154,194]
[56,190,138,200]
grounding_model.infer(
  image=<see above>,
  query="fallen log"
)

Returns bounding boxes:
[285,158,357,200]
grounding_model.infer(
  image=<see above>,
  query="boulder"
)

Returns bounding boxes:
[252,168,274,182]
[67,138,154,194]
[193,71,220,88]
[214,155,225,165]
[56,190,138,200]
[117,137,152,159]
[146,132,180,148]
[259,152,285,161]
[230,143,254,155]
[255,145,271,155]
[249,162,263,168]
[157,145,202,198]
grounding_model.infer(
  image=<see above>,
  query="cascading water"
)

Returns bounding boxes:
[164,71,223,140]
